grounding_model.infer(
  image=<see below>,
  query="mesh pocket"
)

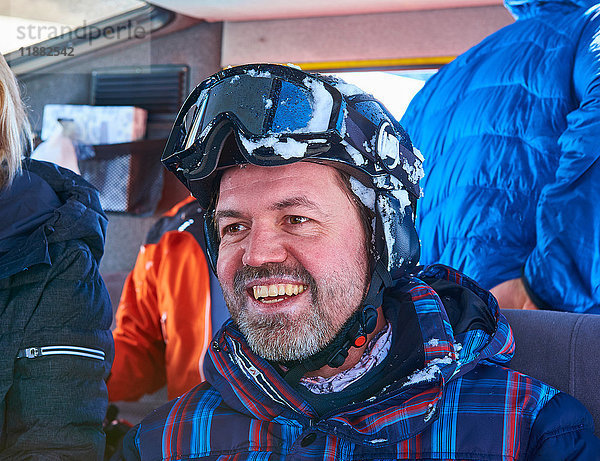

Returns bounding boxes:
[78,139,165,215]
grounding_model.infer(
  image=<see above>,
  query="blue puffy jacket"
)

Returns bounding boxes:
[401,0,600,313]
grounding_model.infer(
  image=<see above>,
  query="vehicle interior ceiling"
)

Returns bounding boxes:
[28,0,600,425]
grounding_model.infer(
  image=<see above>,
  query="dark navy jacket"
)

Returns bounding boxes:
[401,0,600,313]
[0,159,114,459]
[121,265,599,460]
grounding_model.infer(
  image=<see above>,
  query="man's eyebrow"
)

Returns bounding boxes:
[271,196,321,211]
[214,196,322,222]
[214,209,244,222]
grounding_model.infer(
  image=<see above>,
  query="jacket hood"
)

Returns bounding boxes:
[203,264,515,444]
[0,159,107,278]
[504,0,597,18]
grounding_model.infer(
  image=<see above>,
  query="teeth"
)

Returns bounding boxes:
[262,297,284,304]
[252,283,307,300]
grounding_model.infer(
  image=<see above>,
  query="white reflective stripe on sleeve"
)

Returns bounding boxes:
[17,345,105,361]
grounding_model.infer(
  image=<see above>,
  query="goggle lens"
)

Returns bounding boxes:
[181,73,335,151]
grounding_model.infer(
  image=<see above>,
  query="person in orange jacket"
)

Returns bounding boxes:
[108,196,228,401]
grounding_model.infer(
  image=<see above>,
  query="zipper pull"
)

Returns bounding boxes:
[19,347,41,359]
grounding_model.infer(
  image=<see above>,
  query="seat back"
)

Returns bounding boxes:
[502,309,600,437]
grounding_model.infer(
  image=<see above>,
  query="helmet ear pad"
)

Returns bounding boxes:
[392,204,420,277]
[374,193,420,279]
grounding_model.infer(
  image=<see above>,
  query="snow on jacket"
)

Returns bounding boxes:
[400,0,600,313]
[109,197,224,401]
[119,265,600,460]
[0,159,114,459]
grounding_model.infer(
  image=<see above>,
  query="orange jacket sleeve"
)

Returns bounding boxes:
[108,204,212,401]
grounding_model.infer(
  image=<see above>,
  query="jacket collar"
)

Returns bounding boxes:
[204,264,515,444]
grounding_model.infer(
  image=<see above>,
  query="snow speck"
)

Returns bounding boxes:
[377,123,401,168]
[391,186,411,210]
[373,175,412,210]
[239,135,308,159]
[350,176,376,211]
[372,175,412,270]
[424,403,437,422]
[402,158,424,185]
[413,146,425,162]
[340,107,348,138]
[145,261,153,271]
[426,338,440,347]
[333,81,366,97]
[369,438,388,444]
[377,196,400,271]
[264,98,273,110]
[341,140,366,166]
[245,69,272,78]
[277,139,310,159]
[402,357,453,388]
[301,77,333,133]
[370,217,377,249]
[403,364,439,388]
[229,75,240,83]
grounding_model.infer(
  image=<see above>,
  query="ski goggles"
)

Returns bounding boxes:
[161,63,421,209]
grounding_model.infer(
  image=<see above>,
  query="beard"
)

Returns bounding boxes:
[222,262,369,362]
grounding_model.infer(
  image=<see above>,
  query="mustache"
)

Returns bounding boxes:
[233,263,316,291]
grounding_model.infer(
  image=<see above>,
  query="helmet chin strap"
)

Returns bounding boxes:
[280,261,393,385]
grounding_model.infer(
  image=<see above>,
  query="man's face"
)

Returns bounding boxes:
[215,162,370,362]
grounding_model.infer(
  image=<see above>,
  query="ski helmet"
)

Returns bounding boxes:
[161,63,423,282]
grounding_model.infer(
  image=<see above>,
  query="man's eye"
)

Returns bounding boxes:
[288,216,309,225]
[222,223,246,235]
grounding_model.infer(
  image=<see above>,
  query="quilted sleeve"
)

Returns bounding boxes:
[3,243,113,459]
[523,8,600,313]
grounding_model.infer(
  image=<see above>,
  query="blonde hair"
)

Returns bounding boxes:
[0,54,31,189]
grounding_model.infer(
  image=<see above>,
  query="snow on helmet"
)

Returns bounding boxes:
[161,63,423,280]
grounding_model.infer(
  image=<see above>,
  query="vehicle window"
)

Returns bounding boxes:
[329,70,436,120]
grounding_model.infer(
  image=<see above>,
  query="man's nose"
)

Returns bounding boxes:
[241,226,287,267]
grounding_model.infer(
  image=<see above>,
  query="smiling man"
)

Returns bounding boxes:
[120,64,600,460]
[216,162,375,369]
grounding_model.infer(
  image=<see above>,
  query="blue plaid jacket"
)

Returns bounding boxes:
[122,265,599,460]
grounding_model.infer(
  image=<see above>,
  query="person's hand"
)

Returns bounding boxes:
[490,278,539,310]
[104,404,133,460]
